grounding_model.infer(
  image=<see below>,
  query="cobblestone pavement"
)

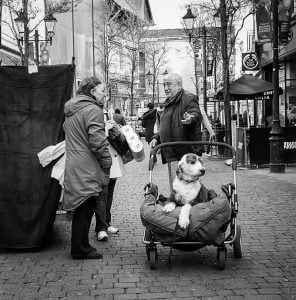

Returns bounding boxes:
[1,142,296,300]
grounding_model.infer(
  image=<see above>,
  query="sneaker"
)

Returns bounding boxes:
[97,231,108,241]
[107,226,119,234]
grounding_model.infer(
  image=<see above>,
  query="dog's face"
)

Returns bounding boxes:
[176,153,205,182]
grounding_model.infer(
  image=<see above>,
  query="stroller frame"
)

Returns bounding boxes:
[142,141,242,270]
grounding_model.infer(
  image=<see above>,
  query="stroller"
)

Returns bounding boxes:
[141,141,242,270]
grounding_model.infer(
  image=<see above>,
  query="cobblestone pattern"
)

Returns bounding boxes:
[0,142,296,299]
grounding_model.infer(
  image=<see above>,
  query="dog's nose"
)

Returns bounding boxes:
[200,168,205,175]
[186,153,197,164]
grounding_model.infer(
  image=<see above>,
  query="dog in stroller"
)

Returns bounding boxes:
[161,153,217,229]
[141,141,242,270]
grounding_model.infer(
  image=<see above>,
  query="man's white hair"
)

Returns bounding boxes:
[164,72,183,86]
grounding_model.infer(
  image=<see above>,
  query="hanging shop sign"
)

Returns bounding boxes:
[279,26,293,45]
[207,58,214,76]
[195,58,202,76]
[242,53,260,71]
[278,0,293,45]
[255,1,272,43]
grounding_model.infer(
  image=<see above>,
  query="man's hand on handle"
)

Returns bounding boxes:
[149,138,157,150]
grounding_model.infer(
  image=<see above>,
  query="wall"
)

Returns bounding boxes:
[49,0,103,81]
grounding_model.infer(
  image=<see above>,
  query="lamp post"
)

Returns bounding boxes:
[182,7,208,115]
[182,7,195,43]
[14,9,57,66]
[146,70,154,104]
[269,0,285,173]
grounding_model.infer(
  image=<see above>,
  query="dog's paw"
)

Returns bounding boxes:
[162,202,176,213]
[178,215,190,229]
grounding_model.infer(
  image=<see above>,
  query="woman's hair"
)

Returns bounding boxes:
[77,77,102,98]
[115,108,121,114]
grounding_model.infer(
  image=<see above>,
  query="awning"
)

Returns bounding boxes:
[214,74,282,101]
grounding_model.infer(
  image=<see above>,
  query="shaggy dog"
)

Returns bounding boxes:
[162,153,216,229]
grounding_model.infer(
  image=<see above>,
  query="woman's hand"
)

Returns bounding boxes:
[106,120,116,130]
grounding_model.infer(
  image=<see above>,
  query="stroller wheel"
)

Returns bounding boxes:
[233,225,242,258]
[215,246,226,270]
[149,249,157,270]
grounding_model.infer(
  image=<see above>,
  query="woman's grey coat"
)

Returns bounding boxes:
[62,95,112,211]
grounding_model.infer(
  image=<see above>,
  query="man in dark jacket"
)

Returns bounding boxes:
[141,102,158,143]
[150,72,204,163]
[112,108,126,126]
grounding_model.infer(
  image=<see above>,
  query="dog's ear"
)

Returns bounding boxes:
[176,163,183,177]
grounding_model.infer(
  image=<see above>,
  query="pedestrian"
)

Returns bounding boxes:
[288,103,296,126]
[200,108,215,154]
[150,72,204,164]
[63,76,112,259]
[95,117,130,241]
[141,102,158,144]
[112,108,126,126]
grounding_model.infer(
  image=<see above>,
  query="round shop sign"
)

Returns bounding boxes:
[242,53,259,71]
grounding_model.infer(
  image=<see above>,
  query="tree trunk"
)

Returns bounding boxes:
[23,0,29,66]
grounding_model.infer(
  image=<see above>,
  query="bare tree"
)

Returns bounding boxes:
[187,0,254,148]
[143,30,168,105]
[95,0,153,115]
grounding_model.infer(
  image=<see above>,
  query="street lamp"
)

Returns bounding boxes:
[146,70,153,85]
[269,0,285,173]
[182,7,195,43]
[14,10,57,66]
[182,7,208,114]
[146,70,162,105]
[146,70,160,105]
[146,69,155,104]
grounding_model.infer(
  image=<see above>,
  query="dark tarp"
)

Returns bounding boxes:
[0,65,75,248]
[214,74,282,101]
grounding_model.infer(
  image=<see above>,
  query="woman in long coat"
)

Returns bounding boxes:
[63,77,112,259]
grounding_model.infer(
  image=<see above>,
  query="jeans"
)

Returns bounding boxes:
[71,196,97,256]
[95,179,117,233]
[106,178,116,226]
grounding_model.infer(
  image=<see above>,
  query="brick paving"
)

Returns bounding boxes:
[1,142,296,299]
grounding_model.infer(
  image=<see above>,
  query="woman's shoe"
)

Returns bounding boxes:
[97,231,108,241]
[107,226,119,234]
[72,250,103,259]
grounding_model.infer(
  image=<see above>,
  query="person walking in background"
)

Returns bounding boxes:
[141,102,158,163]
[63,76,112,259]
[141,102,158,144]
[150,72,204,164]
[288,103,296,126]
[112,108,126,126]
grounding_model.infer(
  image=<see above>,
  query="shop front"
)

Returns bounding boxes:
[214,74,296,166]
[259,22,296,126]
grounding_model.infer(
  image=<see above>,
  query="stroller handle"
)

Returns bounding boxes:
[149,141,237,171]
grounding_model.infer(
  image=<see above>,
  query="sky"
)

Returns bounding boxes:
[148,0,189,29]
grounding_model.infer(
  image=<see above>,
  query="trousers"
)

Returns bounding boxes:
[95,178,117,233]
[71,196,96,256]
